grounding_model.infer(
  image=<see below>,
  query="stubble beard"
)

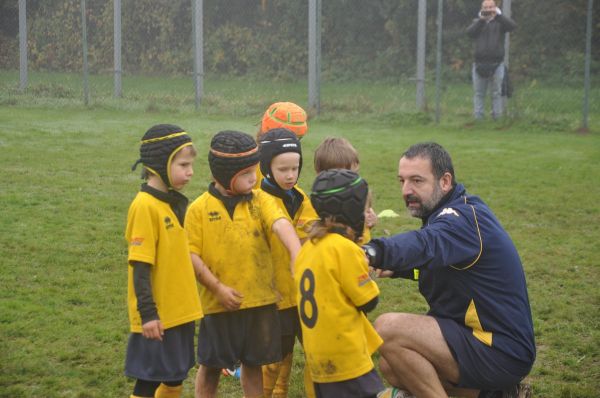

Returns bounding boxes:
[406,184,445,219]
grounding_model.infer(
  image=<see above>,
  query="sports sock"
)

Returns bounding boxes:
[272,352,293,397]
[262,361,281,397]
[154,383,183,398]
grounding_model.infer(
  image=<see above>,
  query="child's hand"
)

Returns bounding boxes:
[365,207,378,229]
[142,319,164,341]
[216,283,243,311]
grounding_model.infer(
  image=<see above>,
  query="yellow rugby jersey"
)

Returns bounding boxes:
[125,191,203,333]
[294,233,382,383]
[186,187,286,314]
[253,167,265,189]
[264,185,318,310]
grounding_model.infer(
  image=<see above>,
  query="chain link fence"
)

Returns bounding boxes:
[0,0,597,129]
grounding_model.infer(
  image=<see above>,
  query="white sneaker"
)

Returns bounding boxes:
[377,387,416,398]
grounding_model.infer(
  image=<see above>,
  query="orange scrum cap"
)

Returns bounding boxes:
[260,102,308,139]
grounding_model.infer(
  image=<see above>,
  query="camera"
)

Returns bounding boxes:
[481,10,493,17]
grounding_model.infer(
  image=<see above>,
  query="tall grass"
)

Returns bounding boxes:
[0,72,598,397]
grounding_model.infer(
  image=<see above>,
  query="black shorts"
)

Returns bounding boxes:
[313,368,384,398]
[197,304,282,369]
[125,321,196,382]
[279,306,301,356]
[435,317,533,390]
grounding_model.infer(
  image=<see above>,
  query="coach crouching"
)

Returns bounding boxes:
[365,142,535,398]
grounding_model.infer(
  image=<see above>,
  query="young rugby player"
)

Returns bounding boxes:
[258,128,319,397]
[313,137,378,243]
[254,101,308,189]
[295,169,384,398]
[185,130,301,398]
[125,124,203,398]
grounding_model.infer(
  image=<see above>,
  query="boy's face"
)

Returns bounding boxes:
[231,165,258,195]
[169,146,195,190]
[271,152,300,191]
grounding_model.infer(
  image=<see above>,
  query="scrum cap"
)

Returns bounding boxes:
[261,102,308,138]
[209,130,260,194]
[133,124,192,188]
[259,128,302,188]
[310,169,368,237]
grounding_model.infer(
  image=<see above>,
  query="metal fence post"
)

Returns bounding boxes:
[503,0,512,115]
[81,0,89,106]
[416,0,427,111]
[434,0,444,123]
[192,0,204,111]
[18,0,27,91]
[308,0,321,114]
[582,0,593,131]
[114,0,122,98]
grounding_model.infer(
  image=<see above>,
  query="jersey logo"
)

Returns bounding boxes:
[131,237,144,246]
[164,216,174,230]
[437,207,459,218]
[208,211,221,222]
[357,273,372,287]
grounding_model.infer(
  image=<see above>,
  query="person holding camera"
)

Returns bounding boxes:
[467,0,516,120]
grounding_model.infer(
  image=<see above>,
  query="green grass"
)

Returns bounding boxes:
[0,72,599,397]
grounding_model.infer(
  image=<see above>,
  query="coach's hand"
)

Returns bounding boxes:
[216,283,243,311]
[371,268,395,278]
[142,319,164,341]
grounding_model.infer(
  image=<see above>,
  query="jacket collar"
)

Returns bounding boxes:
[421,183,466,225]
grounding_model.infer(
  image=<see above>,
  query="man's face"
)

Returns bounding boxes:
[397,156,446,218]
[481,0,497,17]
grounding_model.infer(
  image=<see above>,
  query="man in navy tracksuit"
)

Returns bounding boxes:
[365,143,535,398]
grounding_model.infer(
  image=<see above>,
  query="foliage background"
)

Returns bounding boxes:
[0,0,598,82]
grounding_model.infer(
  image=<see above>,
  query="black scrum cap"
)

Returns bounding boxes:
[133,124,192,188]
[311,169,369,237]
[259,128,302,188]
[208,130,260,194]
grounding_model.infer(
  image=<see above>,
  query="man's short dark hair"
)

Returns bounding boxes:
[402,142,456,186]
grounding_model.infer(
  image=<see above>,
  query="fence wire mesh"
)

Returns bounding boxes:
[0,0,597,129]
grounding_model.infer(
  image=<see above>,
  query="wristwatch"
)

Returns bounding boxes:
[363,244,378,267]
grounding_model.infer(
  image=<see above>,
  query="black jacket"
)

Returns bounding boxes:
[467,14,517,64]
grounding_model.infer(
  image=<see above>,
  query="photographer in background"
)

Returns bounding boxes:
[467,0,516,120]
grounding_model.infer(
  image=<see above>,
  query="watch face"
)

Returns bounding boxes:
[364,246,376,262]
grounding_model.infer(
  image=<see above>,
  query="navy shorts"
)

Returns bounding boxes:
[125,321,196,382]
[197,304,282,369]
[435,317,533,390]
[314,368,384,398]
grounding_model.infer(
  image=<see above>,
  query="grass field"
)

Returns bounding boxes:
[0,72,599,397]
